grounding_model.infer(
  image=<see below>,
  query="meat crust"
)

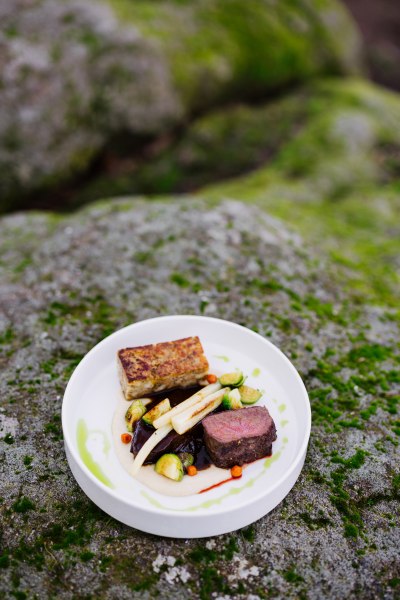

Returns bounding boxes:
[202,406,277,468]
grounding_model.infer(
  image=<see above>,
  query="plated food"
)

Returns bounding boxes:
[63,315,311,536]
[115,336,277,494]
[203,406,277,469]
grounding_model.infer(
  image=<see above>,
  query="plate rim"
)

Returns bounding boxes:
[62,314,312,517]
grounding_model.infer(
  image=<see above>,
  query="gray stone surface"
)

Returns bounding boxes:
[0,0,181,206]
[0,198,398,599]
[0,0,362,206]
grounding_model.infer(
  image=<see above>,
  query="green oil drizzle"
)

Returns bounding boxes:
[92,429,111,456]
[280,419,289,427]
[141,492,168,510]
[215,355,230,362]
[76,420,113,488]
[278,403,286,413]
[264,450,282,468]
[252,367,261,377]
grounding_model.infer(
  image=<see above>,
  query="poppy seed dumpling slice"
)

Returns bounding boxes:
[202,406,277,469]
[117,336,209,400]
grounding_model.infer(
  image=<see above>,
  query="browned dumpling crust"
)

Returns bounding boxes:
[117,336,209,400]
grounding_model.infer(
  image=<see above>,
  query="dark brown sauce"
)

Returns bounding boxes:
[194,444,212,471]
[147,385,203,409]
[130,385,214,470]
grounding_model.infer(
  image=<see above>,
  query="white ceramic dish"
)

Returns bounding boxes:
[62,315,311,538]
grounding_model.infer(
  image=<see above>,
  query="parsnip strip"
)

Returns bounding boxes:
[171,388,228,435]
[130,424,173,477]
[152,382,221,429]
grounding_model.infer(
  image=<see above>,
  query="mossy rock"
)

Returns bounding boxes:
[71,78,400,199]
[68,79,400,309]
[61,91,309,203]
[0,198,399,598]
[203,79,400,308]
[86,78,400,200]
[0,0,362,208]
[105,0,363,108]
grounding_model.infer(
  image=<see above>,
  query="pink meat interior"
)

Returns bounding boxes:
[202,406,272,442]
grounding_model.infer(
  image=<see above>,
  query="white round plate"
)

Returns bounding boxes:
[62,315,311,538]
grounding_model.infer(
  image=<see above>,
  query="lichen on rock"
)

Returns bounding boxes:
[0,198,398,599]
[0,0,362,208]
[0,1,399,597]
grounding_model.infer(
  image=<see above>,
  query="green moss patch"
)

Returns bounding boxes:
[12,497,35,514]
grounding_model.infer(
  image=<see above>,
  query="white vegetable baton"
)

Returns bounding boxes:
[131,383,224,478]
[152,382,221,429]
[130,424,172,477]
[171,388,229,435]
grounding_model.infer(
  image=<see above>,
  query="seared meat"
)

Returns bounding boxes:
[202,406,277,468]
[117,336,209,400]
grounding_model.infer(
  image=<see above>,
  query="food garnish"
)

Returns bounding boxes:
[125,399,148,432]
[178,452,194,469]
[142,398,171,426]
[231,465,242,478]
[121,433,132,444]
[222,388,243,410]
[187,465,198,476]
[206,374,218,384]
[238,385,262,405]
[171,387,228,434]
[152,382,221,429]
[131,424,173,476]
[219,371,245,387]
[154,454,184,481]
